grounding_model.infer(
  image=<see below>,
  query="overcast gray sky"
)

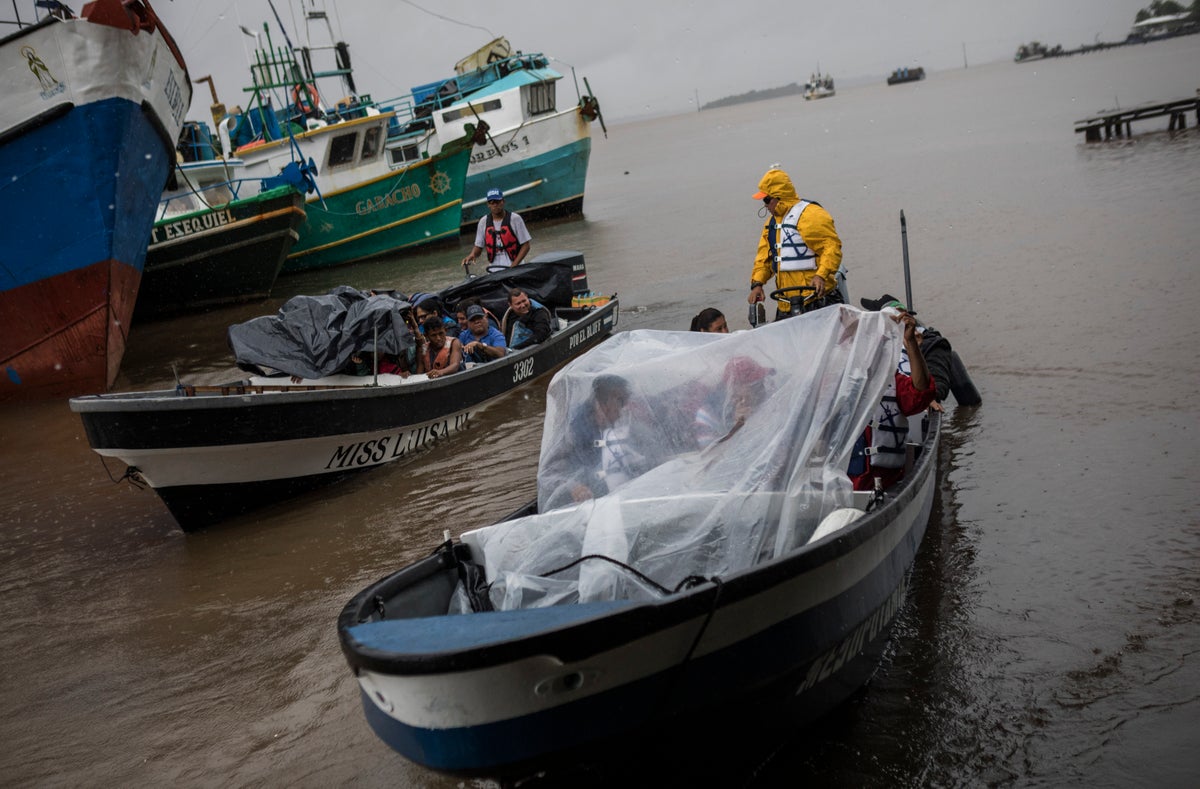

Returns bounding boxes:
[155,0,1154,123]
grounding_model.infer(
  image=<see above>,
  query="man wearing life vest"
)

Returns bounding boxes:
[748,167,843,319]
[463,188,532,272]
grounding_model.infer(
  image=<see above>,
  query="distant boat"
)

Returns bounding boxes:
[803,71,835,101]
[220,10,473,273]
[133,121,311,319]
[381,37,605,229]
[0,0,191,400]
[887,66,926,85]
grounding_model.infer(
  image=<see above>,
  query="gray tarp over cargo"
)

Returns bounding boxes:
[228,286,415,380]
[451,305,906,612]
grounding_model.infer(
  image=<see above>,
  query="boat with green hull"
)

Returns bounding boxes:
[137,185,306,319]
[219,14,473,273]
[282,132,472,272]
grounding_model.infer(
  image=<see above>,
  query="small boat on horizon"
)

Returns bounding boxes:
[803,70,835,101]
[0,0,191,401]
[887,66,926,85]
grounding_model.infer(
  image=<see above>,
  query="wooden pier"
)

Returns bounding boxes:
[1075,93,1200,141]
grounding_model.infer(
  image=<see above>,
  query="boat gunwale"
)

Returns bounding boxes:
[338,411,940,676]
[68,298,618,413]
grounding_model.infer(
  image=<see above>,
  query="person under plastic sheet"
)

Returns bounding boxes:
[692,356,774,449]
[454,307,904,612]
[537,375,660,509]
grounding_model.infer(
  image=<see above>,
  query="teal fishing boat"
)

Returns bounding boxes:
[381,36,605,229]
[221,18,472,272]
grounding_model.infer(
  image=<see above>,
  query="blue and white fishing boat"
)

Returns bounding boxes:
[0,0,191,400]
[338,306,940,779]
[381,37,605,229]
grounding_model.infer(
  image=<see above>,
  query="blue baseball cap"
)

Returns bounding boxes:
[486,188,504,201]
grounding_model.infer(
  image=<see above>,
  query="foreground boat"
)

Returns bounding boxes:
[0,0,191,400]
[338,305,939,779]
[382,37,604,229]
[70,252,617,530]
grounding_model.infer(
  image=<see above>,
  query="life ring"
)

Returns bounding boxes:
[292,83,320,114]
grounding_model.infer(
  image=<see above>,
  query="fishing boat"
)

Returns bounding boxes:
[887,66,926,85]
[70,252,618,531]
[381,36,605,229]
[337,305,940,779]
[803,70,835,100]
[222,15,473,273]
[134,122,313,319]
[0,0,191,400]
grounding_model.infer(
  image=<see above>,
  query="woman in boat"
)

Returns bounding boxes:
[689,307,729,333]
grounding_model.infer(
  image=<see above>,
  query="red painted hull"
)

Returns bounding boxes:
[0,260,140,401]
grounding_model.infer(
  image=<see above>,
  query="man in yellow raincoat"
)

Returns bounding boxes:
[748,167,843,319]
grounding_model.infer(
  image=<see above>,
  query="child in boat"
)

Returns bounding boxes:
[420,315,465,379]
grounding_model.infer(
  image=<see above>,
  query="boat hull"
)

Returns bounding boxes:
[340,415,939,777]
[0,7,190,400]
[460,111,593,227]
[285,139,471,273]
[70,299,619,529]
[135,187,306,319]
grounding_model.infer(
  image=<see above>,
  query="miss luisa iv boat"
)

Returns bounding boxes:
[70,251,617,531]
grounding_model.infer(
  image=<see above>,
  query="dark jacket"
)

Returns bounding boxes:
[919,326,952,403]
[507,305,553,350]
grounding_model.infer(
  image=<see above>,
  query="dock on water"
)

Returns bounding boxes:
[1075,93,1200,141]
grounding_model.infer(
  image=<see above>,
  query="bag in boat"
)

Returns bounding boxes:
[439,253,580,319]
[228,286,416,379]
[452,305,906,612]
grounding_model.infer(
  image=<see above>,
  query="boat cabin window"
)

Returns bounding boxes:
[361,126,382,162]
[328,131,359,169]
[388,143,423,167]
[442,99,501,123]
[526,81,556,116]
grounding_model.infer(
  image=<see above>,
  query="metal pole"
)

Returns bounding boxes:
[900,210,914,313]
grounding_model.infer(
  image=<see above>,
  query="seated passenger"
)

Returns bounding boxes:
[458,304,507,363]
[539,375,654,508]
[419,315,465,379]
[413,296,458,334]
[503,287,553,350]
[849,308,936,491]
[693,356,773,448]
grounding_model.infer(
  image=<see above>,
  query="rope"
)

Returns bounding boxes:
[96,456,145,489]
[532,553,725,666]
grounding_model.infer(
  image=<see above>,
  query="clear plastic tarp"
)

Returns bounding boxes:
[453,305,904,612]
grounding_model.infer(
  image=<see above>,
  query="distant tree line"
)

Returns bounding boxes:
[1016,1,1199,61]
[701,83,804,111]
[1134,0,1199,22]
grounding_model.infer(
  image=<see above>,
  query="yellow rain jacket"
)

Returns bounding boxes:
[751,168,842,313]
